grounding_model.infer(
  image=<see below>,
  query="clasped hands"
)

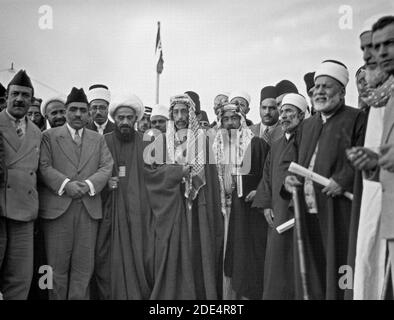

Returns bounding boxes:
[65,180,90,199]
[346,143,394,173]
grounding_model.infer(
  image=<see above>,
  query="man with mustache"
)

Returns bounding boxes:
[86,84,114,135]
[229,91,253,126]
[213,103,269,300]
[94,95,160,299]
[211,92,229,130]
[284,60,366,300]
[41,96,67,128]
[149,104,169,133]
[250,85,282,145]
[348,16,391,300]
[348,15,394,298]
[0,70,42,299]
[252,93,307,300]
[39,87,113,299]
[137,106,152,134]
[144,94,223,299]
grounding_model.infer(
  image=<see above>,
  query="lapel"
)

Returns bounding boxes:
[299,113,323,166]
[0,111,22,154]
[381,96,394,144]
[7,119,39,166]
[56,124,79,168]
[78,129,96,171]
[104,121,114,134]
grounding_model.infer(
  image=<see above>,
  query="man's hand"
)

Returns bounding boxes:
[245,190,256,202]
[264,208,274,228]
[346,147,379,171]
[284,175,302,193]
[322,178,343,197]
[107,176,119,190]
[64,181,85,199]
[379,143,394,172]
[76,181,90,195]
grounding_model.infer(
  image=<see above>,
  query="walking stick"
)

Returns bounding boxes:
[380,259,391,300]
[292,186,310,300]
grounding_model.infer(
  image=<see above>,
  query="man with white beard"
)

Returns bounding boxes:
[284,60,366,299]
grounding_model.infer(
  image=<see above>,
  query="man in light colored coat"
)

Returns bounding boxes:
[39,87,113,299]
[0,70,42,300]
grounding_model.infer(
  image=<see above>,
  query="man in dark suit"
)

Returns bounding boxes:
[86,84,115,135]
[250,85,283,145]
[39,87,113,299]
[0,70,42,299]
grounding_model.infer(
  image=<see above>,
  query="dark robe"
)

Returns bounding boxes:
[143,133,224,300]
[224,136,269,299]
[252,131,298,300]
[143,163,196,299]
[93,131,153,299]
[282,104,366,300]
[344,107,368,300]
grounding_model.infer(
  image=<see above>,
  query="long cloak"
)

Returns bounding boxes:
[224,136,269,299]
[285,105,366,300]
[94,131,153,299]
[252,132,298,299]
[143,133,224,300]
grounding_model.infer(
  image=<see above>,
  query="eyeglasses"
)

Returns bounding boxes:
[90,106,107,112]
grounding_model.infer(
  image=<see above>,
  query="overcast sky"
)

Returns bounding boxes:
[0,0,393,122]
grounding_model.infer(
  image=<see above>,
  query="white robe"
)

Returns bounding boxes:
[353,106,386,300]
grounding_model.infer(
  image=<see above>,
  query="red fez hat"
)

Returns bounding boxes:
[8,69,34,94]
[66,87,88,105]
[260,86,278,104]
[0,83,5,97]
[303,72,315,93]
[275,80,298,96]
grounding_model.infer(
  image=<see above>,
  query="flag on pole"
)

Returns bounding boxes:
[156,21,164,74]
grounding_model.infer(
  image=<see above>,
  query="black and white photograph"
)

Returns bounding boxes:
[0,0,394,311]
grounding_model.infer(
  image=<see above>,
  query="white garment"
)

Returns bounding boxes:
[353,107,386,300]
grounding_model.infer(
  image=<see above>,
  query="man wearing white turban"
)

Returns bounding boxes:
[94,94,153,299]
[253,93,306,299]
[284,60,366,300]
[86,84,114,135]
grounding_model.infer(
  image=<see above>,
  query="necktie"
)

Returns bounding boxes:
[74,130,82,147]
[262,127,270,144]
[15,119,24,138]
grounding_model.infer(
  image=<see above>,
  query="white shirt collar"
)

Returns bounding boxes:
[285,132,292,141]
[66,123,84,139]
[94,119,108,129]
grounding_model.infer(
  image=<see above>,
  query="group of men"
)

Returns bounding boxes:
[0,14,394,300]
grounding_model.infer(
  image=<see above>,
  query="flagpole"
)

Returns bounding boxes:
[156,71,160,104]
[155,21,161,104]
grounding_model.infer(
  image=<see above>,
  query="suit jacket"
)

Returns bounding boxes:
[86,120,115,135]
[0,110,42,221]
[39,125,113,220]
[379,92,394,239]
[250,122,283,144]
